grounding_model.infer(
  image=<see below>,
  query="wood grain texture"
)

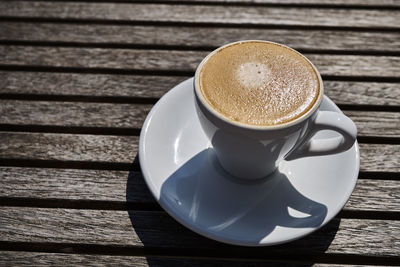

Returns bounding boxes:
[0,72,185,99]
[360,144,400,172]
[0,251,389,267]
[1,100,399,137]
[0,132,138,163]
[0,132,398,172]
[323,81,400,106]
[0,46,209,72]
[1,46,399,77]
[0,2,398,29]
[0,167,399,212]
[343,111,400,137]
[0,207,399,256]
[1,72,399,106]
[346,179,400,212]
[0,100,151,129]
[2,22,400,52]
[0,168,153,203]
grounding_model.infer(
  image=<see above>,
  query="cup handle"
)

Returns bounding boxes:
[286,111,357,160]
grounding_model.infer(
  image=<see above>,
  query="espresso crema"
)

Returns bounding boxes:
[198,41,321,126]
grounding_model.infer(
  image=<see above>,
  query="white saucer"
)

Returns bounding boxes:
[139,78,359,246]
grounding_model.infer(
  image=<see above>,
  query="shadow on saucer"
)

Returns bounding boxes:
[126,152,340,266]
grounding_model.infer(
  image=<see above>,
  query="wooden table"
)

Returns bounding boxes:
[0,1,399,266]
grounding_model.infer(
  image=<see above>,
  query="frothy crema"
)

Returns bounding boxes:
[198,41,321,126]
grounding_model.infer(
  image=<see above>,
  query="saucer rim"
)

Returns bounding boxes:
[139,78,360,246]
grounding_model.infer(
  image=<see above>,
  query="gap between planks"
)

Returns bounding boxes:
[1,22,399,53]
[0,209,399,257]
[0,2,399,30]
[1,125,399,145]
[0,133,397,172]
[0,100,399,136]
[1,65,399,83]
[3,252,395,267]
[0,46,398,78]
[0,242,399,266]
[5,0,400,10]
[0,158,398,181]
[0,17,400,33]
[1,72,399,107]
[0,167,399,215]
[0,40,399,57]
[0,197,398,220]
[0,95,399,113]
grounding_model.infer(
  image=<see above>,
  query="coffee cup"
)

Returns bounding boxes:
[194,40,357,180]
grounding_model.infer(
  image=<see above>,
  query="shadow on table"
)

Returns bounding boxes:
[126,152,340,266]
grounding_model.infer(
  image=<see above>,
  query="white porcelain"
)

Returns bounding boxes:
[193,40,357,180]
[139,78,359,246]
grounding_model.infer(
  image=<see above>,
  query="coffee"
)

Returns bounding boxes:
[198,41,320,126]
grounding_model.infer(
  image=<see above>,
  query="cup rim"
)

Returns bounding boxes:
[194,40,324,131]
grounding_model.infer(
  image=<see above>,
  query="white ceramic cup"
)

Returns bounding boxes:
[194,40,357,180]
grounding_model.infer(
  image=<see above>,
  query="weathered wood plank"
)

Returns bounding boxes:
[0,2,398,29]
[0,167,399,212]
[0,168,153,203]
[1,101,399,137]
[1,46,399,78]
[0,72,184,99]
[0,133,398,172]
[323,81,400,106]
[0,251,388,267]
[360,144,400,172]
[1,72,399,106]
[1,22,399,52]
[306,54,400,77]
[0,207,399,256]
[345,179,400,212]
[0,132,138,163]
[343,111,400,137]
[0,101,151,129]
[0,72,180,98]
[0,46,208,72]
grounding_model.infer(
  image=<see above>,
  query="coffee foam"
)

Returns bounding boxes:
[199,41,320,126]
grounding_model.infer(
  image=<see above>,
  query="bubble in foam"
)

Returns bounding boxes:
[236,62,270,89]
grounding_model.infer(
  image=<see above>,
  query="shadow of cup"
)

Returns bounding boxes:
[127,153,340,265]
